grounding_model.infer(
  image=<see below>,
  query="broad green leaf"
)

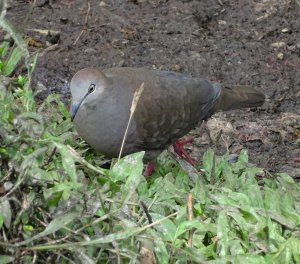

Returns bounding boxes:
[217,210,230,256]
[29,227,141,250]
[256,208,296,230]
[0,41,10,56]
[111,151,144,182]
[154,234,169,263]
[227,211,250,234]
[15,111,43,136]
[191,176,208,206]
[269,237,300,263]
[0,255,14,264]
[0,214,3,229]
[276,173,300,200]
[20,147,47,173]
[175,246,207,263]
[174,168,189,191]
[243,183,264,208]
[15,211,78,246]
[53,142,77,183]
[151,213,177,241]
[111,151,144,202]
[218,156,236,189]
[46,181,83,201]
[0,199,11,228]
[14,88,36,111]
[0,17,30,71]
[176,219,216,239]
[211,254,265,264]
[203,148,214,181]
[3,47,23,76]
[238,149,249,163]
[264,187,281,212]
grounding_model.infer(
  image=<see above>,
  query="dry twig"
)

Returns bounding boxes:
[187,193,194,247]
[118,82,144,160]
[74,2,91,45]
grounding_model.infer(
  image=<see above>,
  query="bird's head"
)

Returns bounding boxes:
[70,68,109,121]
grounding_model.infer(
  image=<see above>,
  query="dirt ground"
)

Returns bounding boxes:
[5,0,300,177]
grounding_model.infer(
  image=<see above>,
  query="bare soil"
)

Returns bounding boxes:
[5,0,300,176]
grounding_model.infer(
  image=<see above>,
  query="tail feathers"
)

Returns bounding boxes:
[213,85,265,112]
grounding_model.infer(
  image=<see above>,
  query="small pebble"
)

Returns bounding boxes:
[174,64,182,71]
[281,28,290,33]
[277,52,284,60]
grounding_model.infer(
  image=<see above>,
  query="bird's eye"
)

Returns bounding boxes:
[88,84,96,93]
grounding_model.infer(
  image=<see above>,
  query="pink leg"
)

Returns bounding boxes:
[173,138,197,165]
[144,162,156,176]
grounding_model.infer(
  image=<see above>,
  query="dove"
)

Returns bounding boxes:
[70,67,264,170]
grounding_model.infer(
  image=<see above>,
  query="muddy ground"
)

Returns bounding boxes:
[5,0,300,176]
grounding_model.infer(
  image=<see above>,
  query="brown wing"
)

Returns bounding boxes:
[132,69,221,150]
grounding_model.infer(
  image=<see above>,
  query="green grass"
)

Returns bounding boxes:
[1,15,300,264]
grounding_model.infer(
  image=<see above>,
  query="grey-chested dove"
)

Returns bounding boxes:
[70,67,265,163]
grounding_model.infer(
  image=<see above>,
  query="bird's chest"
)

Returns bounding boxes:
[74,95,137,157]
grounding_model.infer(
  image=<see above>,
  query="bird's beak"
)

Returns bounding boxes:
[70,92,89,121]
[70,103,80,121]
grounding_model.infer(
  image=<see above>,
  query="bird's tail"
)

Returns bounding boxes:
[213,85,265,112]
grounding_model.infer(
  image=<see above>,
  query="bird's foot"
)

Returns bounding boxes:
[173,138,197,166]
[144,162,156,176]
